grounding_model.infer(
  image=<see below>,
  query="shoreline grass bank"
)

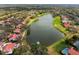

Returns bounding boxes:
[47,16,68,54]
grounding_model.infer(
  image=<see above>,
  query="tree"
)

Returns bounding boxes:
[30,42,48,55]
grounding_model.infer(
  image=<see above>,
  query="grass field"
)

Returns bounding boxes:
[53,16,68,34]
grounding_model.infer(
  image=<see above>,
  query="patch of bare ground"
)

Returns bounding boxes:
[47,46,59,55]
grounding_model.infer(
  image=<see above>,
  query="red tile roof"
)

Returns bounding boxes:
[63,22,70,28]
[14,28,21,33]
[3,43,16,53]
[10,34,17,39]
[68,47,79,55]
[8,34,18,41]
[62,15,69,19]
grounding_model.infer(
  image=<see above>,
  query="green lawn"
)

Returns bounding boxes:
[53,16,61,25]
[47,16,69,54]
[52,16,68,53]
[53,16,67,34]
[52,38,68,53]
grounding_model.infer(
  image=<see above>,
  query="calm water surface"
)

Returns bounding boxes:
[28,14,64,46]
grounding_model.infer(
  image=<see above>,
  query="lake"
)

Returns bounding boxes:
[27,14,64,46]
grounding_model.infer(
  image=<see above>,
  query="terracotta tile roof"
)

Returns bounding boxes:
[8,34,18,41]
[14,28,21,33]
[63,22,70,28]
[68,47,79,55]
[10,34,17,39]
[3,43,16,54]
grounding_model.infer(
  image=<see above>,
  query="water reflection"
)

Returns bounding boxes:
[28,14,64,46]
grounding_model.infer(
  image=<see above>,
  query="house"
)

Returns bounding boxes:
[0,42,4,51]
[61,47,79,55]
[8,34,18,42]
[16,24,22,29]
[72,40,79,50]
[61,15,69,21]
[0,30,4,34]
[4,21,11,27]
[61,15,71,28]
[61,48,69,55]
[0,37,3,41]
[68,25,79,33]
[68,26,77,32]
[2,42,19,54]
[14,28,21,34]
[0,30,5,39]
[61,15,71,23]
[63,22,71,28]
[0,21,4,25]
[6,18,12,22]
[68,47,79,55]
[14,19,23,25]
[62,19,68,23]
[22,21,25,25]
[75,18,79,22]
[74,26,79,32]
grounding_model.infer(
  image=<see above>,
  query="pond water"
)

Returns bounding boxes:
[27,14,64,46]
